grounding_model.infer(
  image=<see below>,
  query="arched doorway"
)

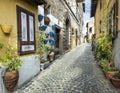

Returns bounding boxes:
[63,12,71,52]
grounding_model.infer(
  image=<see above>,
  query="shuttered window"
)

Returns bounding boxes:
[17,6,36,55]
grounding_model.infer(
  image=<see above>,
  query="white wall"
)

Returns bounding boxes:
[18,55,40,87]
[114,32,120,69]
[0,55,40,93]
[0,69,7,93]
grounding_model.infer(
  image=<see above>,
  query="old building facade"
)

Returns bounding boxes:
[0,0,84,92]
[44,0,84,53]
[91,0,120,69]
[86,20,94,42]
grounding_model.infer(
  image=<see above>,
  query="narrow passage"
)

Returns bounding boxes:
[15,43,120,93]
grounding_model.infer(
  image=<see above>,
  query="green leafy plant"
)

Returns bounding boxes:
[112,73,120,79]
[99,59,110,69]
[103,67,118,73]
[0,45,23,71]
[36,31,50,62]
[95,35,112,62]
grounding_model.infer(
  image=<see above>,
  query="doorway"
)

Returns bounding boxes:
[55,25,61,55]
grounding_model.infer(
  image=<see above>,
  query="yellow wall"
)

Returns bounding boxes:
[94,0,101,38]
[0,0,38,56]
[94,0,115,38]
[118,1,120,31]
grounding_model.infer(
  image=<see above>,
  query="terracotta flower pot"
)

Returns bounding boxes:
[110,74,120,88]
[0,24,12,34]
[44,16,50,25]
[49,52,54,62]
[3,70,19,92]
[105,71,118,80]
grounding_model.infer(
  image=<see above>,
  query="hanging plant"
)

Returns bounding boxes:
[46,33,49,38]
[49,39,54,46]
[49,32,54,37]
[38,14,44,22]
[44,16,50,25]
[39,25,47,30]
[0,24,12,34]
[52,25,56,30]
[49,32,56,38]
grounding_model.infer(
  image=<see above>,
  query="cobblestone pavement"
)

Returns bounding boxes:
[14,43,120,93]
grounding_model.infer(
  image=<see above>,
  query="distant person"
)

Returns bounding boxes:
[91,34,96,51]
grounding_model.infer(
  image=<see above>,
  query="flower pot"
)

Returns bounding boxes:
[110,74,120,88]
[49,52,55,62]
[3,70,19,92]
[0,24,12,34]
[39,25,47,30]
[44,16,50,25]
[105,71,118,80]
[40,61,50,70]
[38,14,44,22]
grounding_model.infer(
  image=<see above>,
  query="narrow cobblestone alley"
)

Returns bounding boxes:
[15,43,120,93]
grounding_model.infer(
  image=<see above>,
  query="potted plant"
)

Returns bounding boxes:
[36,31,50,70]
[0,45,23,92]
[99,59,111,69]
[48,49,55,62]
[103,67,119,80]
[44,16,50,25]
[110,73,120,88]
[0,24,12,34]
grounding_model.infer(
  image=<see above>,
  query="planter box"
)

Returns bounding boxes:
[40,61,50,71]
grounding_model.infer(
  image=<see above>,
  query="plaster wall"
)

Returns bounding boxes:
[0,1,40,92]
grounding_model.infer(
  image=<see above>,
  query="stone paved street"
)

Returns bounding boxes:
[14,43,120,93]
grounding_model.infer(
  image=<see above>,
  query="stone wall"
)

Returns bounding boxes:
[45,0,83,52]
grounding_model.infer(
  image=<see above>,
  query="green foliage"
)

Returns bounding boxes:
[36,31,50,61]
[112,73,120,79]
[99,59,109,69]
[0,45,23,71]
[103,67,118,73]
[95,35,112,62]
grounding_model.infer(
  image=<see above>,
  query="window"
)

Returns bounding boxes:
[17,6,36,55]
[100,0,102,10]
[99,20,101,33]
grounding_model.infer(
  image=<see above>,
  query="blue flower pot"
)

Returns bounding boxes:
[46,33,49,38]
[49,39,54,46]
[38,14,44,22]
[39,25,47,30]
[52,25,56,30]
